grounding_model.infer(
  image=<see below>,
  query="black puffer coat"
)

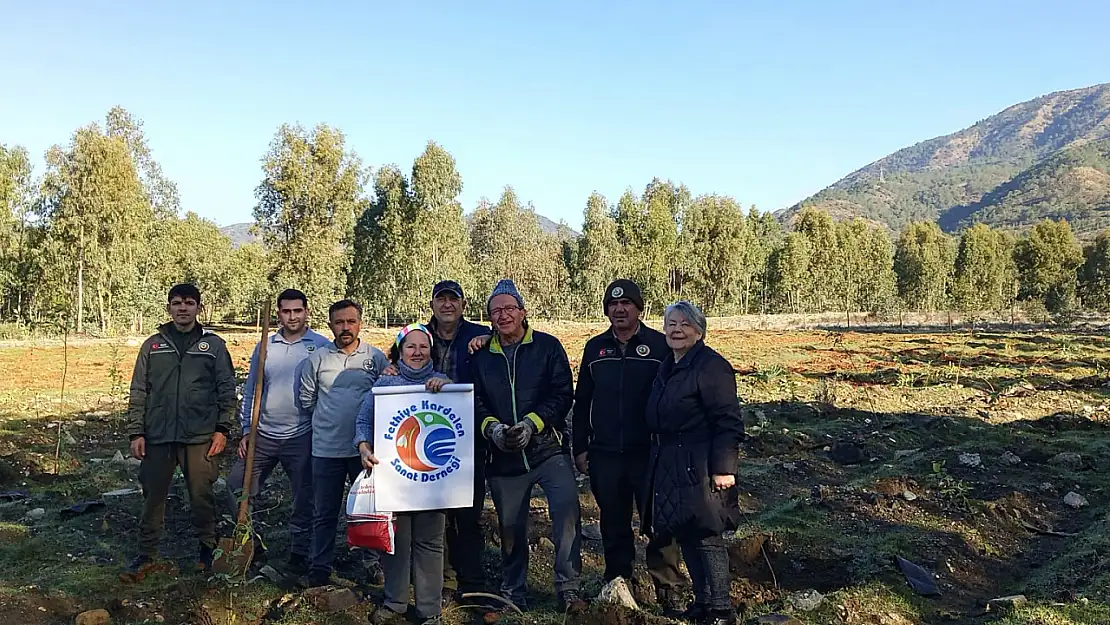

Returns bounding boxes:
[642,341,744,542]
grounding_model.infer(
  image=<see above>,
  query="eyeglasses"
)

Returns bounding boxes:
[490,306,521,318]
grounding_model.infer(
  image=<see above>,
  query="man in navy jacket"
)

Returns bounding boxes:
[426,280,492,605]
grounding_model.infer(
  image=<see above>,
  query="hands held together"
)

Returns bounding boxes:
[484,419,537,453]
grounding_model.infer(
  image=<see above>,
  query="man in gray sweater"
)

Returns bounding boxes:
[300,299,391,587]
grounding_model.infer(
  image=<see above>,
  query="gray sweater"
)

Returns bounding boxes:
[299,339,391,458]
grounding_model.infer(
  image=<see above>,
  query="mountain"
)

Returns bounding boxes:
[939,138,1110,235]
[218,212,578,248]
[783,83,1110,233]
[219,223,258,248]
[463,213,579,238]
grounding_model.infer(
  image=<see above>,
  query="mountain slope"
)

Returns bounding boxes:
[939,138,1110,236]
[783,83,1110,231]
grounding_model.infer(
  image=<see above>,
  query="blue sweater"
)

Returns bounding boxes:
[353,360,450,450]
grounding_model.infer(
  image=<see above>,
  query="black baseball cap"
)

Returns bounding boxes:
[432,280,464,299]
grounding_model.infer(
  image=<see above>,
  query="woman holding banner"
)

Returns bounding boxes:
[355,323,451,625]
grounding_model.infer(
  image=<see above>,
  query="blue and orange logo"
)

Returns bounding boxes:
[385,400,465,483]
[395,411,457,471]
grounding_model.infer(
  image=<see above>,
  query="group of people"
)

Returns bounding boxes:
[124,277,744,625]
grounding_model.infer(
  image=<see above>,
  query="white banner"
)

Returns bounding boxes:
[372,384,475,512]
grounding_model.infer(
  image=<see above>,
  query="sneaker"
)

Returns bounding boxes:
[196,544,216,571]
[120,554,176,583]
[656,587,686,617]
[284,553,310,577]
[370,606,408,625]
[558,589,587,613]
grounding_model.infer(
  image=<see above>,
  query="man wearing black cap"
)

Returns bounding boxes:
[427,280,493,605]
[572,279,685,612]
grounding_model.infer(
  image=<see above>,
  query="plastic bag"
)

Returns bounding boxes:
[346,470,395,554]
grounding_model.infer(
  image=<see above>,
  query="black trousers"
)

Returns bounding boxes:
[589,449,684,591]
[443,457,487,593]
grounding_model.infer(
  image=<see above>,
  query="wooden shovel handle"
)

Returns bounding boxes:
[237,299,272,525]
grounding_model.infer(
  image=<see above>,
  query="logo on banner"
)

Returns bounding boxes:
[384,399,465,483]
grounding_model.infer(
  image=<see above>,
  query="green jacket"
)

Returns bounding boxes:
[127,323,238,445]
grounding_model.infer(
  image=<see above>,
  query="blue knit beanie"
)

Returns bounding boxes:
[487,279,525,313]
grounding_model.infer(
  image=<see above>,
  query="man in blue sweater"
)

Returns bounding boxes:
[224,289,328,576]
[425,280,493,606]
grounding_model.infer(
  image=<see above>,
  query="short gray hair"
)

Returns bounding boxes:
[664,300,707,338]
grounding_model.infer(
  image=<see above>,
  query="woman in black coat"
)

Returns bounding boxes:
[643,301,744,625]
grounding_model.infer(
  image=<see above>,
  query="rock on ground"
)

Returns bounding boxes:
[1001,451,1022,466]
[24,507,45,521]
[304,587,358,613]
[988,595,1029,610]
[1050,452,1084,470]
[786,589,825,612]
[597,577,639,610]
[1064,492,1089,509]
[958,453,982,468]
[75,609,111,625]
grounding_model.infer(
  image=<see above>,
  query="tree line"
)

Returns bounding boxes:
[2,107,1109,335]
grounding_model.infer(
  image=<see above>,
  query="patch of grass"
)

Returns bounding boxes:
[994,602,1110,625]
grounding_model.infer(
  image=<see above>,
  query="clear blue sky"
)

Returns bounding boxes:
[2,1,1108,229]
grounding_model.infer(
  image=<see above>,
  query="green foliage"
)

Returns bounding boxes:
[894,222,954,312]
[253,123,365,322]
[952,224,1016,318]
[1014,219,1083,315]
[1079,230,1110,311]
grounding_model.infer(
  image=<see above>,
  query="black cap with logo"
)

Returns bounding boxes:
[432,280,464,299]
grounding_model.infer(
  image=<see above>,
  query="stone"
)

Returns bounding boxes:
[111,451,126,465]
[1001,451,1022,466]
[1064,492,1089,509]
[582,523,603,541]
[597,576,639,610]
[538,537,555,550]
[75,609,111,625]
[988,595,1028,610]
[103,488,141,498]
[24,507,46,521]
[73,420,87,427]
[894,449,920,459]
[1050,453,1083,470]
[902,491,918,502]
[87,410,111,418]
[304,587,358,613]
[786,589,825,612]
[127,458,141,468]
[781,462,797,471]
[758,615,804,625]
[958,453,981,468]
[63,432,78,445]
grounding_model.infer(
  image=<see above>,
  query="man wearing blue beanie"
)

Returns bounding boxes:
[470,279,583,613]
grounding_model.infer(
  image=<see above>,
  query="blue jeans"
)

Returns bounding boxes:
[488,453,581,605]
[224,431,313,557]
[311,455,379,577]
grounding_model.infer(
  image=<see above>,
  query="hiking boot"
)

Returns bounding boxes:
[656,587,686,617]
[284,553,310,577]
[365,561,385,586]
[705,609,736,625]
[680,603,708,623]
[558,589,587,613]
[196,543,216,572]
[120,554,176,583]
[306,570,334,588]
[370,606,408,625]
